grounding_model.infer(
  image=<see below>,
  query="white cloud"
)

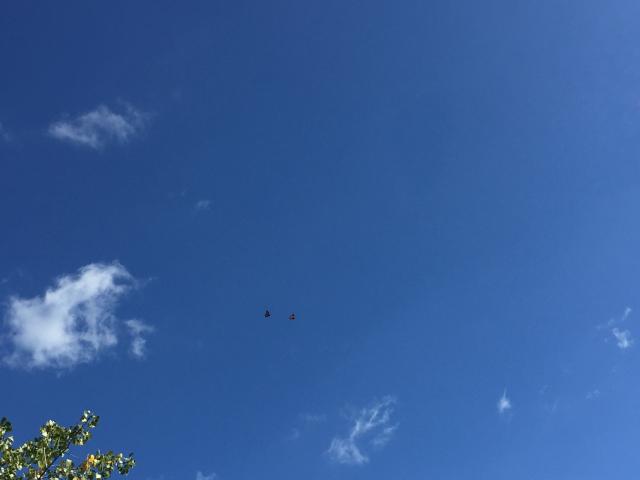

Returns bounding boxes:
[599,308,634,350]
[327,396,397,466]
[195,200,212,211]
[195,471,216,480]
[497,390,512,415]
[48,104,146,149]
[125,319,154,358]
[612,328,633,350]
[2,262,145,369]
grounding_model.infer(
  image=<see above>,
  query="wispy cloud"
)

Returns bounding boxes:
[586,389,601,400]
[287,413,327,442]
[612,328,633,350]
[327,396,397,466]
[195,471,216,480]
[48,104,146,149]
[598,308,634,350]
[370,424,397,448]
[622,307,631,321]
[543,399,559,415]
[300,413,327,424]
[2,262,147,369]
[598,307,632,330]
[0,122,10,142]
[287,413,327,441]
[195,200,212,211]
[497,390,512,415]
[125,319,154,358]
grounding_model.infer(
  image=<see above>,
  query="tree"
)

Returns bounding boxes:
[0,411,135,480]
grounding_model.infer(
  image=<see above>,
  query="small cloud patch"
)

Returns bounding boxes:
[497,390,512,415]
[48,103,146,149]
[195,471,216,480]
[125,319,154,358]
[586,389,601,400]
[195,200,212,211]
[612,328,633,350]
[327,396,397,466]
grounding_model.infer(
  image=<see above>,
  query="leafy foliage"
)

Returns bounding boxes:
[0,412,134,480]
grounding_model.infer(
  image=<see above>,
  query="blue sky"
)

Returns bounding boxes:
[2,1,640,479]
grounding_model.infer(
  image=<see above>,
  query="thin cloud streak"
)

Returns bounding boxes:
[327,396,397,466]
[48,104,146,149]
[598,306,632,330]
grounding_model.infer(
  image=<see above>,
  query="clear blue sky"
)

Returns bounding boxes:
[2,1,640,479]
